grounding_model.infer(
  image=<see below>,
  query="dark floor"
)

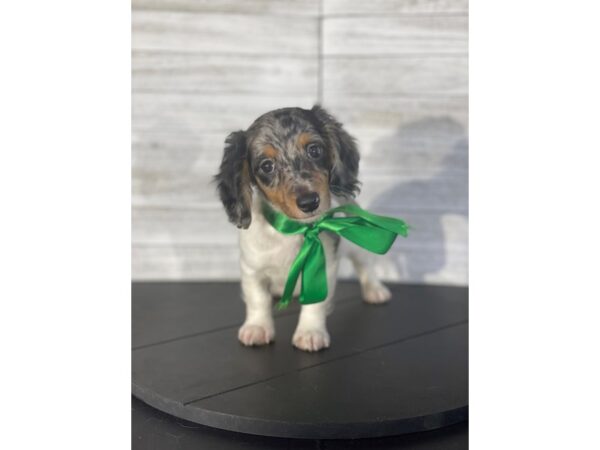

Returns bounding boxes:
[132,395,468,450]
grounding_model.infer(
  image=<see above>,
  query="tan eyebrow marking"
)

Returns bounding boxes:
[263,145,278,158]
[297,132,312,149]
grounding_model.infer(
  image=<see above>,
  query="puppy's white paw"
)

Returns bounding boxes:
[238,322,274,346]
[292,328,330,352]
[362,281,392,304]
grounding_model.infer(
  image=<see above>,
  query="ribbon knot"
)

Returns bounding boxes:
[262,203,409,308]
[305,226,320,239]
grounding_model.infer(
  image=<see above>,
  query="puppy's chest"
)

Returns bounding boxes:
[239,217,338,284]
[240,223,302,276]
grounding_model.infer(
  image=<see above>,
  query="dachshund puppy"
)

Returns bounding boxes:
[215,105,391,352]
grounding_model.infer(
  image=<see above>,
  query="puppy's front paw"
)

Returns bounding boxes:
[362,281,392,304]
[292,328,330,352]
[238,323,274,347]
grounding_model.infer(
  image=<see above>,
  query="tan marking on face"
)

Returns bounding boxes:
[297,132,312,149]
[258,170,331,219]
[263,145,278,159]
[260,183,300,218]
[312,171,331,210]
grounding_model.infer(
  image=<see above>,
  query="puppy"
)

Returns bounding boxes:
[215,105,391,352]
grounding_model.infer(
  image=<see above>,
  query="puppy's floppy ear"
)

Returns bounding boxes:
[215,131,253,229]
[310,105,360,198]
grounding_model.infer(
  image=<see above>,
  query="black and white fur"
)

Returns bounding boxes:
[215,105,391,352]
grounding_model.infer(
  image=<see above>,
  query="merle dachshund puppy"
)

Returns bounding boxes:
[216,105,391,352]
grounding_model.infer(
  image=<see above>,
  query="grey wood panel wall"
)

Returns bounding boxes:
[132,0,468,285]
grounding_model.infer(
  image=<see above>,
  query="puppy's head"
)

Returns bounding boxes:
[215,105,360,228]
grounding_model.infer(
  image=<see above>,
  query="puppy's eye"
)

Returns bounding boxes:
[260,159,274,173]
[306,143,322,159]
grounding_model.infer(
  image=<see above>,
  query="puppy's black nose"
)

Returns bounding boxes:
[296,192,320,213]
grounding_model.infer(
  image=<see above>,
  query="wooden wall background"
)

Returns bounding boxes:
[132,0,468,285]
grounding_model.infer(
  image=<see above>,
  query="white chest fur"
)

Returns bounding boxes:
[238,197,339,297]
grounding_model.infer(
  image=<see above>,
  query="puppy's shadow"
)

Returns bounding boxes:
[365,117,468,284]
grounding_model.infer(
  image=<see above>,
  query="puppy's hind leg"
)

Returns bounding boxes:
[348,248,392,304]
[238,275,275,346]
[335,197,391,304]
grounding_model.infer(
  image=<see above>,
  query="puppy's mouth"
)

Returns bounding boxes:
[278,205,325,222]
[294,210,323,222]
[268,199,328,222]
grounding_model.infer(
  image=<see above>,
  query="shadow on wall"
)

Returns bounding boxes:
[366,117,468,284]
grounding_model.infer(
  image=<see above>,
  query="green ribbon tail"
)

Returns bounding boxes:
[278,237,314,308]
[299,235,328,305]
[329,204,410,236]
[321,205,410,255]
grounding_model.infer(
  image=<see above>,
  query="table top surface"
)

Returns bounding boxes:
[132,281,468,439]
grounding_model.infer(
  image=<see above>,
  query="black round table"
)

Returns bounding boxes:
[132,281,468,439]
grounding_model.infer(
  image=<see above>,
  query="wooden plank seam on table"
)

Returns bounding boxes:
[132,319,467,409]
[182,319,467,405]
[185,324,468,439]
[132,291,359,351]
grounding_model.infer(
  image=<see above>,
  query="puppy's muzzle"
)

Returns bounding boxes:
[296,192,320,213]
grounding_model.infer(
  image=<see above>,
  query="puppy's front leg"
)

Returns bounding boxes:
[292,298,333,352]
[293,238,338,352]
[238,275,275,346]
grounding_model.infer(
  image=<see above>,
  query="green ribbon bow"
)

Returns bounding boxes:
[262,203,409,308]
